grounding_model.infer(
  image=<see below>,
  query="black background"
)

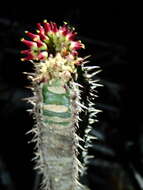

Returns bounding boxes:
[0,3,141,190]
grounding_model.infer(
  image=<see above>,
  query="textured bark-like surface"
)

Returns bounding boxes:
[30,78,89,190]
[41,80,73,190]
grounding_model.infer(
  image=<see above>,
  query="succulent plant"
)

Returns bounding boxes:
[21,21,101,190]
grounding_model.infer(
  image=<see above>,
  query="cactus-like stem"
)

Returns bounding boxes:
[21,21,99,190]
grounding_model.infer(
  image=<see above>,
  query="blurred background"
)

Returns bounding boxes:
[0,3,142,190]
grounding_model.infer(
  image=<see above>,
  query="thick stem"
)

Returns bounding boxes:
[31,79,88,190]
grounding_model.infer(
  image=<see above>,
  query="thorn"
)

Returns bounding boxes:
[91,69,102,77]
[27,75,34,80]
[77,143,85,151]
[24,85,32,89]
[87,135,98,140]
[91,82,103,87]
[89,112,97,117]
[22,72,28,75]
[85,155,95,159]
[26,109,33,113]
[22,72,35,76]
[83,66,100,71]
[72,82,83,88]
[89,118,95,124]
[75,134,84,142]
[76,101,88,110]
[89,108,102,113]
[83,55,91,60]
[82,60,90,65]
[85,128,92,134]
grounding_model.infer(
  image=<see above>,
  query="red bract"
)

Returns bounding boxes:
[66,31,77,40]
[70,41,85,50]
[36,40,47,49]
[38,32,49,41]
[21,38,37,48]
[21,50,31,54]
[21,21,85,62]
[50,22,58,32]
[37,23,45,35]
[43,21,52,33]
[25,31,40,41]
[60,26,69,36]
[21,52,35,61]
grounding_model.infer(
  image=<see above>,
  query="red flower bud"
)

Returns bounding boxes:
[21,50,31,54]
[37,23,45,35]
[44,22,51,33]
[43,21,51,33]
[21,52,35,61]
[39,33,49,41]
[70,41,85,50]
[60,26,69,36]
[50,22,58,32]
[36,40,47,49]
[21,38,37,48]
[25,31,40,41]
[66,31,77,40]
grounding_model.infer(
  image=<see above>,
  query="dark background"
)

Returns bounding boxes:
[0,3,142,190]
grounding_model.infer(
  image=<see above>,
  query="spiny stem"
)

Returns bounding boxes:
[21,21,100,190]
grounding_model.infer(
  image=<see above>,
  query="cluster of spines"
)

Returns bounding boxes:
[69,81,86,190]
[25,79,53,190]
[69,64,102,189]
[81,64,102,173]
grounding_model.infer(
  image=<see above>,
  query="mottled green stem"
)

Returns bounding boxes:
[31,79,89,190]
